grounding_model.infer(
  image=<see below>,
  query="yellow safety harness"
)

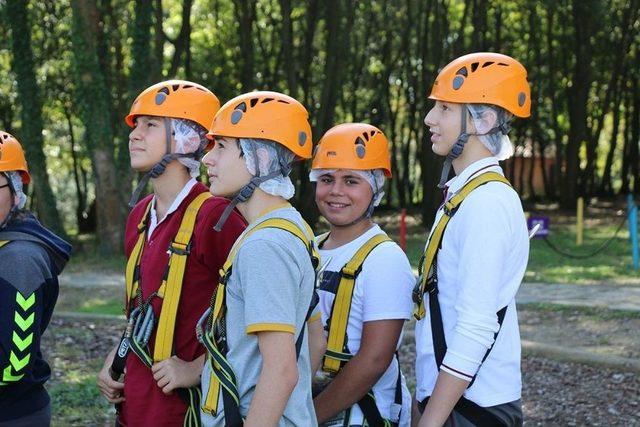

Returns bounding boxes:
[199,217,318,425]
[317,232,402,426]
[321,233,392,373]
[413,171,511,320]
[124,192,211,427]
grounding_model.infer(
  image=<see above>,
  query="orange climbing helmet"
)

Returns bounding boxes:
[206,91,312,159]
[125,80,221,129]
[0,131,30,184]
[429,52,531,118]
[312,123,392,177]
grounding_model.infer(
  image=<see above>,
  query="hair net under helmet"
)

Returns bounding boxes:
[212,138,297,231]
[466,104,514,161]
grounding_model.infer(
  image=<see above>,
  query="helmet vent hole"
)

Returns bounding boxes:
[172,84,180,91]
[471,62,479,72]
[482,61,494,68]
[327,151,337,157]
[250,98,259,108]
[158,87,170,95]
[277,100,290,104]
[183,84,193,89]
[455,67,468,77]
[235,102,247,112]
[355,136,365,147]
[261,98,274,104]
[498,62,509,67]
[370,130,376,137]
[196,87,207,92]
[363,132,370,141]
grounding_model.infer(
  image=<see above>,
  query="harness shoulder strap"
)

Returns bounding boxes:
[202,216,318,420]
[154,192,211,362]
[0,240,9,249]
[125,200,153,306]
[323,233,393,374]
[413,172,511,319]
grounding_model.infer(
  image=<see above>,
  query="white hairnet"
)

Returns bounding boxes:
[172,118,208,177]
[467,104,514,160]
[309,168,386,207]
[239,138,296,200]
[5,171,27,209]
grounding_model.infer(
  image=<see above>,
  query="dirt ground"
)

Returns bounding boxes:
[44,310,640,426]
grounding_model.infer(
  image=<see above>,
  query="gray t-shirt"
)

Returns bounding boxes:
[200,206,318,427]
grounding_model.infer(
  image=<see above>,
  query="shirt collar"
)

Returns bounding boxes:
[445,157,501,196]
[150,178,198,227]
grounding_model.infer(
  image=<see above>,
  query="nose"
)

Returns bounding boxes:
[202,149,215,167]
[129,126,142,143]
[424,107,437,128]
[329,180,344,196]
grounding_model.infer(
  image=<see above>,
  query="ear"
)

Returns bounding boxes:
[471,108,498,134]
[255,147,271,174]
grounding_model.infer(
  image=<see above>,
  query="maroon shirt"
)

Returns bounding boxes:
[118,182,246,426]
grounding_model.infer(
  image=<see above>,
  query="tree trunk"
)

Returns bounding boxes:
[233,0,256,90]
[6,0,66,236]
[562,0,595,209]
[71,0,125,254]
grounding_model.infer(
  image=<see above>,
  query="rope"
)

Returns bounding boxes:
[541,216,628,259]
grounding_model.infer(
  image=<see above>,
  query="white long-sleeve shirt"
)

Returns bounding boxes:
[415,157,529,407]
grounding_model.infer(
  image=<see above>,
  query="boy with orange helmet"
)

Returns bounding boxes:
[97,80,246,426]
[0,132,71,425]
[309,123,414,426]
[198,91,324,426]
[413,53,531,426]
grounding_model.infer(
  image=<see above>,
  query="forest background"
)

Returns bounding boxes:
[1,0,638,255]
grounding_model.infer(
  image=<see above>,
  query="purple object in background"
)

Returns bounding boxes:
[527,216,549,238]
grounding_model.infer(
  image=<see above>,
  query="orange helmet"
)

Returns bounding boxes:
[0,131,30,184]
[125,80,220,129]
[312,123,392,177]
[429,52,531,118]
[207,91,312,159]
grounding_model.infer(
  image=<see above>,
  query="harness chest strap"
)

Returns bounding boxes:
[202,217,318,418]
[413,172,511,320]
[322,233,392,373]
[124,192,211,362]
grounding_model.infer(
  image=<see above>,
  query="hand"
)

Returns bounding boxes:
[97,347,125,404]
[151,355,204,395]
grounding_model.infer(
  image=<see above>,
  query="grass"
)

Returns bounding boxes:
[56,285,125,316]
[396,215,638,285]
[519,301,640,320]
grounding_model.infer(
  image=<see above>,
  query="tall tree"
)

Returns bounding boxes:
[70,0,125,254]
[6,0,66,235]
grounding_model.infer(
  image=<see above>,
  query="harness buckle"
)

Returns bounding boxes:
[169,241,191,256]
[341,266,361,280]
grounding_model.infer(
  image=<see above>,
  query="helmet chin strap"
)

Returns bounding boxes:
[437,107,511,189]
[213,170,284,232]
[128,118,202,208]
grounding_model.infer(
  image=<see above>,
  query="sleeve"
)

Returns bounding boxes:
[359,243,415,322]
[194,199,247,278]
[0,253,46,388]
[440,192,513,381]
[235,239,302,335]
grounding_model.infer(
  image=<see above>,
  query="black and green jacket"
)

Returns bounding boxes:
[0,214,71,422]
